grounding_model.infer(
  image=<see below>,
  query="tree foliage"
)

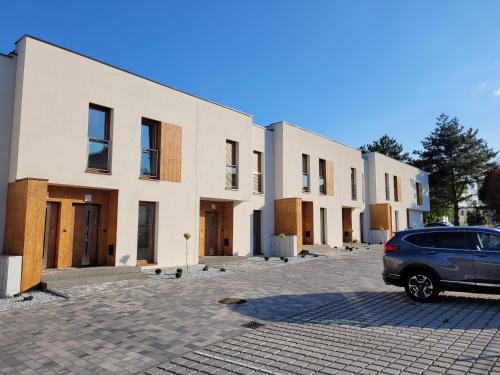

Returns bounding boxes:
[359,134,411,162]
[413,114,497,225]
[478,165,500,221]
[466,209,488,226]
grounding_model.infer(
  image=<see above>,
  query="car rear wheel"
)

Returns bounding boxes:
[404,271,440,302]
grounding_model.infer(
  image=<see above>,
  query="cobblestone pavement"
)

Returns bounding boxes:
[1,246,499,374]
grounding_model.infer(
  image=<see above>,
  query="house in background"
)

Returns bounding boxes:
[0,36,429,291]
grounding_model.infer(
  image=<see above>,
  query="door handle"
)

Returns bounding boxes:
[424,251,437,255]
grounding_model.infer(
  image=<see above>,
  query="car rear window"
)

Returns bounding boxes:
[404,233,433,247]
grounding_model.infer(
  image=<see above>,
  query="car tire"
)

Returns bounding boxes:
[404,270,440,302]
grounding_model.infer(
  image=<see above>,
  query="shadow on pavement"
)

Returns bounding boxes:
[228,289,500,330]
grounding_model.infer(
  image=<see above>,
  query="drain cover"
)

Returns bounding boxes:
[218,298,247,305]
[242,321,265,329]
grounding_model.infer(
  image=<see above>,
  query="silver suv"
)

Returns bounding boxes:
[383,227,500,302]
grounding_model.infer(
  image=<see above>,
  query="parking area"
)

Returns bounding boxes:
[0,246,499,374]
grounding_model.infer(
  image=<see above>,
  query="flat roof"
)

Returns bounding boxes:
[13,35,253,118]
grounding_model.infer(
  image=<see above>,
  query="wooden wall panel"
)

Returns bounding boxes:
[370,203,392,230]
[160,122,182,182]
[55,201,75,268]
[107,190,118,266]
[302,201,314,245]
[325,161,334,196]
[274,198,302,253]
[396,176,402,202]
[223,202,233,256]
[3,178,48,291]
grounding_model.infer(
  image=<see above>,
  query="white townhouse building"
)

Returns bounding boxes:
[0,36,429,291]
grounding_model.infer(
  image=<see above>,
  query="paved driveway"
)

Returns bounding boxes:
[0,247,499,375]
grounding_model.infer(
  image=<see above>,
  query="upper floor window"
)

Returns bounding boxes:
[416,182,423,205]
[253,151,263,194]
[87,104,111,173]
[140,118,160,178]
[393,175,400,202]
[302,154,310,193]
[351,167,357,200]
[226,140,238,189]
[319,159,326,195]
[385,173,390,200]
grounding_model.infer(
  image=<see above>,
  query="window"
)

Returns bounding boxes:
[319,159,326,195]
[137,201,156,263]
[434,232,467,250]
[302,154,310,192]
[474,232,500,251]
[87,104,111,172]
[394,176,400,202]
[252,151,263,193]
[385,173,390,200]
[405,233,433,247]
[351,168,357,200]
[416,182,423,205]
[226,140,238,189]
[394,210,400,231]
[140,119,159,178]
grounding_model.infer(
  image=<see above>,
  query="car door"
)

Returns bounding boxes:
[470,231,500,285]
[430,231,475,284]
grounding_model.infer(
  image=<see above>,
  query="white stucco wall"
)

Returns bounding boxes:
[10,36,255,267]
[271,122,365,247]
[363,152,430,239]
[0,54,16,251]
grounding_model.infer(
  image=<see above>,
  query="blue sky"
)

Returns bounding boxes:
[1,0,499,154]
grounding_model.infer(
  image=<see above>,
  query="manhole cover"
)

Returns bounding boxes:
[218,298,247,305]
[242,321,265,329]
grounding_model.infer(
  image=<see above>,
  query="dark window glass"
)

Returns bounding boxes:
[475,232,500,251]
[302,154,310,192]
[433,232,466,250]
[140,119,159,178]
[87,105,110,171]
[226,140,238,189]
[319,159,326,194]
[405,233,433,247]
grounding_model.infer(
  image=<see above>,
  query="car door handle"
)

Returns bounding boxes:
[424,251,437,255]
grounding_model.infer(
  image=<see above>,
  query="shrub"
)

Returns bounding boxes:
[23,296,33,301]
[353,239,358,243]
[283,258,289,263]
[220,268,226,272]
[13,292,22,298]
[301,253,306,258]
[202,265,209,271]
[264,256,270,261]
[313,254,318,257]
[280,256,284,261]
[176,268,183,273]
[154,268,162,275]
[175,271,182,279]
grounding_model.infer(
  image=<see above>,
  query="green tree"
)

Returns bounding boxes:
[467,209,487,226]
[413,114,497,225]
[359,134,411,162]
[478,165,500,221]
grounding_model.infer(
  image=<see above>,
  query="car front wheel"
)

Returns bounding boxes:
[404,271,440,302]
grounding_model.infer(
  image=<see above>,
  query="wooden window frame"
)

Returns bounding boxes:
[140,118,160,180]
[226,140,238,190]
[86,103,111,174]
[253,151,263,194]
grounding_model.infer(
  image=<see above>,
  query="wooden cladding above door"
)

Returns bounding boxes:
[325,161,334,196]
[3,178,48,291]
[159,122,182,182]
[370,203,392,231]
[199,200,233,256]
[274,198,303,253]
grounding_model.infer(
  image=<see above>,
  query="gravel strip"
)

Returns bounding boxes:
[0,290,64,312]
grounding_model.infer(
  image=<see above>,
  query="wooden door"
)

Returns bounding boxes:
[73,204,99,267]
[42,202,60,269]
[320,208,326,245]
[342,207,353,242]
[205,212,218,256]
